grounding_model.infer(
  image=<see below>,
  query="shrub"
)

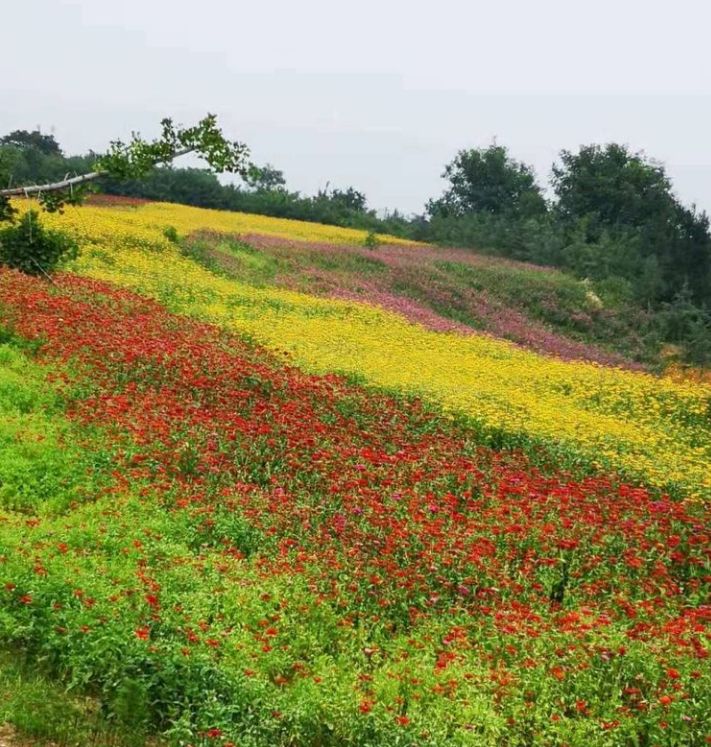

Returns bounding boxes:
[0,211,78,276]
[162,225,179,243]
[363,231,380,249]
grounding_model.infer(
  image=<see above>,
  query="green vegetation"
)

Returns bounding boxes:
[0,652,149,747]
[427,144,547,220]
[432,260,656,362]
[0,340,112,514]
[0,210,78,276]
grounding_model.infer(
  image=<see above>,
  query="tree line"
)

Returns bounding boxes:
[2,127,709,362]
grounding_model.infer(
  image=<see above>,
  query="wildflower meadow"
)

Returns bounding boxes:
[0,200,708,746]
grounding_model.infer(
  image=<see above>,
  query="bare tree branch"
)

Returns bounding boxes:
[1,170,102,197]
[0,147,195,198]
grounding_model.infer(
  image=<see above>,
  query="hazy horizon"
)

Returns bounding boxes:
[2,0,710,215]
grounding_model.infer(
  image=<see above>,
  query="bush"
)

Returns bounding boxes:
[657,288,711,366]
[162,225,179,243]
[363,231,380,249]
[0,211,78,276]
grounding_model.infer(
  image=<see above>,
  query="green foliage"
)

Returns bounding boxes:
[0,114,249,220]
[552,143,711,305]
[94,115,248,181]
[0,652,147,747]
[363,230,380,249]
[657,286,711,365]
[0,210,78,276]
[552,143,672,231]
[0,129,63,156]
[243,162,287,191]
[162,225,179,244]
[428,144,547,219]
[0,196,16,223]
[0,342,113,514]
[107,167,228,208]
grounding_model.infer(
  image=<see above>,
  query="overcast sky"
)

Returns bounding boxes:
[2,0,710,214]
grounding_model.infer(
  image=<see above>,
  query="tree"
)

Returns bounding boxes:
[0,114,249,223]
[552,143,711,304]
[0,129,63,156]
[552,144,672,235]
[329,187,368,213]
[428,144,547,219]
[243,163,286,192]
[0,114,250,275]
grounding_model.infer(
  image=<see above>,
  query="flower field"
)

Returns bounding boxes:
[41,199,420,249]
[0,200,710,746]
[30,201,711,497]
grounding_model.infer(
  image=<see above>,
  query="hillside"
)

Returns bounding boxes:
[0,199,709,746]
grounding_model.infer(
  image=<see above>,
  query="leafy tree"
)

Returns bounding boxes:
[0,114,249,274]
[328,187,367,213]
[552,143,711,304]
[244,163,287,192]
[658,285,711,365]
[665,203,711,306]
[428,144,547,219]
[552,144,672,233]
[558,220,643,283]
[0,129,63,156]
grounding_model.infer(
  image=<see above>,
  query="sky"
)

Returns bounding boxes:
[2,0,710,215]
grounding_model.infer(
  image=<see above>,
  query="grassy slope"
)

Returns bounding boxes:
[0,653,151,747]
[1,271,708,747]
[2,201,709,744]
[185,232,657,369]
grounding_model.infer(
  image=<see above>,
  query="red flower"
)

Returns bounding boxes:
[359,700,373,714]
[135,626,150,640]
[145,593,160,608]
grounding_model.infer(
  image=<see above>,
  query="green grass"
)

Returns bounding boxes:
[434,260,657,362]
[0,341,113,515]
[181,237,281,286]
[0,651,153,746]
